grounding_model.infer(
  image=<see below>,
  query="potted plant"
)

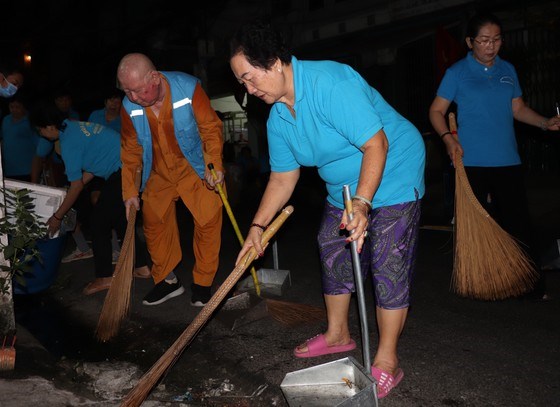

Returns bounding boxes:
[0,187,47,352]
[0,187,48,293]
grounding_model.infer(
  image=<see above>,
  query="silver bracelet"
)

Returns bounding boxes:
[539,120,548,131]
[352,194,372,211]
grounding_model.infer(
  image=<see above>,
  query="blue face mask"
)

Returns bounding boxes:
[0,81,18,98]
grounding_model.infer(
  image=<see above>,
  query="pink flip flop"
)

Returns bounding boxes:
[371,366,404,399]
[293,334,356,358]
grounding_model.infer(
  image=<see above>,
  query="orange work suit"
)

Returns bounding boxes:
[121,78,223,286]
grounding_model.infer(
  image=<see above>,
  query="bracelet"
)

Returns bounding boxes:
[250,223,267,231]
[351,195,372,211]
[439,131,452,139]
[52,213,63,221]
[539,120,548,131]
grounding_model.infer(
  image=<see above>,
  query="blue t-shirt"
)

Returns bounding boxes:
[267,56,425,209]
[88,109,121,132]
[0,115,40,176]
[436,52,522,166]
[58,120,121,181]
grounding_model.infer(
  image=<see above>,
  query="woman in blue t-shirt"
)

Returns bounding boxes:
[230,21,426,399]
[429,12,560,301]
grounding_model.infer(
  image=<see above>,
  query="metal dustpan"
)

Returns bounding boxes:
[280,356,378,406]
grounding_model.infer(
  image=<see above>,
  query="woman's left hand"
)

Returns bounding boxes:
[545,116,560,131]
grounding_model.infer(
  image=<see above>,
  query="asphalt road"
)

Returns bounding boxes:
[1,167,559,406]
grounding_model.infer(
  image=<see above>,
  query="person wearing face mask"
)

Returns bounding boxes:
[429,12,560,302]
[0,68,24,98]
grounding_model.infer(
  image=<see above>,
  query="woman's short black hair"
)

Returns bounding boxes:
[29,100,67,129]
[229,20,292,70]
[466,12,503,39]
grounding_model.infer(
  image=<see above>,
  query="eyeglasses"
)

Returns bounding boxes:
[471,36,503,47]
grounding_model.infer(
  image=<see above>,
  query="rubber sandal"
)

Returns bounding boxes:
[293,334,356,358]
[371,366,404,399]
[83,277,112,295]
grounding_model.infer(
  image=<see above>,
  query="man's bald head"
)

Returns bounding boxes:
[117,53,156,86]
[116,53,163,107]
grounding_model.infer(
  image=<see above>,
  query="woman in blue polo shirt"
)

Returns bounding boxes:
[29,102,150,295]
[429,12,560,301]
[230,21,426,399]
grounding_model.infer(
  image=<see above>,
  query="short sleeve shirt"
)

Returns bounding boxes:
[267,56,425,209]
[59,120,121,181]
[436,52,522,166]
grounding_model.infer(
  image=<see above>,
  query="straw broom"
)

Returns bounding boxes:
[208,163,326,327]
[120,205,294,407]
[96,169,141,342]
[449,113,538,300]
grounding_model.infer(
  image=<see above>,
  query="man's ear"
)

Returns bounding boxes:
[465,37,473,50]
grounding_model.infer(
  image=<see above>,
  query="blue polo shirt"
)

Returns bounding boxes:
[88,109,121,132]
[437,52,522,166]
[0,114,40,176]
[58,120,121,182]
[267,56,425,209]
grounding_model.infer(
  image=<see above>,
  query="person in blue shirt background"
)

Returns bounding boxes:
[0,92,39,181]
[429,12,560,302]
[87,87,123,132]
[29,101,150,295]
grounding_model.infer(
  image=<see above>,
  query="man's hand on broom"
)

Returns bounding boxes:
[204,168,224,189]
[124,196,140,219]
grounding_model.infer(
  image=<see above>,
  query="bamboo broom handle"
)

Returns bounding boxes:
[120,205,294,407]
[207,163,261,296]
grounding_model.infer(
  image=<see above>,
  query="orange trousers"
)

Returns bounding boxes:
[141,170,223,286]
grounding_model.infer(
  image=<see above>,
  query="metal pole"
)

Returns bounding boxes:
[342,185,371,368]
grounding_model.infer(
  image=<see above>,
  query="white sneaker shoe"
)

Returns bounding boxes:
[61,248,93,263]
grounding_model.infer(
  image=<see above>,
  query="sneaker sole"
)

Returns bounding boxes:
[190,300,208,307]
[142,286,185,306]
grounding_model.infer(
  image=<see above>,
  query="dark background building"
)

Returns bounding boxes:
[2,0,559,172]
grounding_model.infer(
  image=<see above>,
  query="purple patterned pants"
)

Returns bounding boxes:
[318,196,421,309]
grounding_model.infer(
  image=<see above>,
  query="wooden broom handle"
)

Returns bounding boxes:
[120,205,295,407]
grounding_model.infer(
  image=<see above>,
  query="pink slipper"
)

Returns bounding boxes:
[293,334,356,358]
[371,366,404,399]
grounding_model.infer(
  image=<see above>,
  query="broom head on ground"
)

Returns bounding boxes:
[450,112,539,300]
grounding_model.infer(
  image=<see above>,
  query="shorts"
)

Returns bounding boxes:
[318,195,421,309]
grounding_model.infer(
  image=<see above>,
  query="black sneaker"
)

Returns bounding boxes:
[191,283,211,307]
[142,279,185,306]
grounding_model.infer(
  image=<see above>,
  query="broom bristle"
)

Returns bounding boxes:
[453,157,539,300]
[265,299,326,327]
[95,210,136,342]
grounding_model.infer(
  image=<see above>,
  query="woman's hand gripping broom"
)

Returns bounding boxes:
[120,205,294,407]
[208,163,261,296]
[207,163,326,327]
[449,113,538,300]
